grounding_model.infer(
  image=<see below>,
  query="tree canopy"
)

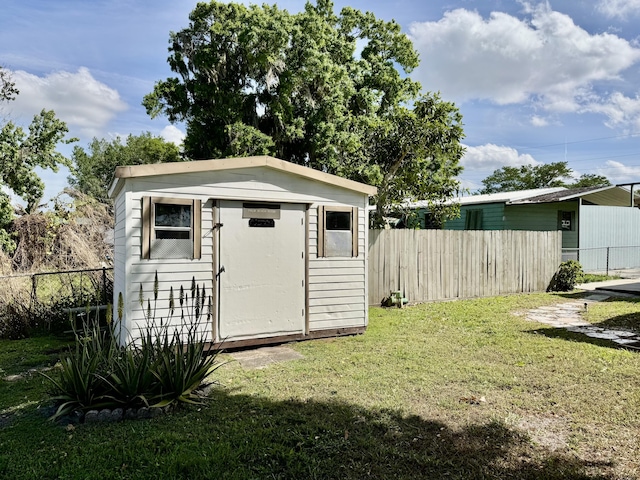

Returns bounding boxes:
[144,0,465,226]
[0,67,75,252]
[69,133,183,202]
[479,162,610,194]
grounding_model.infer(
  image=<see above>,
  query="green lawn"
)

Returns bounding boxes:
[1,292,639,479]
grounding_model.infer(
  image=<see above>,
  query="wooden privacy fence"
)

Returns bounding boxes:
[368,230,562,305]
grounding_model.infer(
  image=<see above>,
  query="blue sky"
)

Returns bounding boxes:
[3,0,640,204]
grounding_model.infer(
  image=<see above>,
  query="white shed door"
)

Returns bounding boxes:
[218,200,306,340]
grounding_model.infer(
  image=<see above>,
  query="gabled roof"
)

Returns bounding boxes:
[457,187,566,206]
[108,155,377,198]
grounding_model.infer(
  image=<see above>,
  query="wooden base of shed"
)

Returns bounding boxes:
[207,326,366,352]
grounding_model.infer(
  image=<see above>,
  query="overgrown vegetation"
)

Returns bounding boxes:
[0,190,114,339]
[0,66,75,252]
[581,273,621,283]
[1,292,639,479]
[43,276,220,420]
[548,260,584,292]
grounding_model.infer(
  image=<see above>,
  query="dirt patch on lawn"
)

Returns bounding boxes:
[517,414,570,451]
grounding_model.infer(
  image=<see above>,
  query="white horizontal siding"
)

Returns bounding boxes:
[121,191,215,344]
[308,202,367,331]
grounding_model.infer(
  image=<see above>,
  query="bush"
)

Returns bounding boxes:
[43,275,221,420]
[547,260,584,292]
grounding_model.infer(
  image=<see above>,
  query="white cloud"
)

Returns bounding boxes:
[530,115,549,127]
[160,125,185,146]
[581,91,640,131]
[462,144,539,171]
[597,160,640,183]
[597,0,640,19]
[409,4,640,111]
[8,67,127,137]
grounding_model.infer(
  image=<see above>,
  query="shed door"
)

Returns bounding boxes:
[218,200,306,340]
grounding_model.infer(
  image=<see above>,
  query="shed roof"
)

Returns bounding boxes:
[108,155,377,198]
[409,185,638,209]
[507,185,636,207]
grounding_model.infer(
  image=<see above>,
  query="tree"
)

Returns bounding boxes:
[479,162,610,194]
[0,67,19,103]
[359,94,464,227]
[144,0,464,223]
[69,133,183,202]
[0,67,75,252]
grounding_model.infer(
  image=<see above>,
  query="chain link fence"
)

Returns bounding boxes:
[0,267,113,339]
[562,246,640,275]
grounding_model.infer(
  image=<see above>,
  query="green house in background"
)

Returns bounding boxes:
[412,185,640,271]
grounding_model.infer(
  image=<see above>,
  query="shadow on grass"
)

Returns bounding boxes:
[592,312,640,334]
[526,327,623,350]
[1,389,616,480]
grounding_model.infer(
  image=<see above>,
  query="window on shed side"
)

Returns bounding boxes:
[464,209,483,230]
[317,206,358,257]
[142,197,201,259]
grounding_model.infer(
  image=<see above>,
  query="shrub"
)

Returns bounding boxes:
[43,275,221,421]
[547,260,584,292]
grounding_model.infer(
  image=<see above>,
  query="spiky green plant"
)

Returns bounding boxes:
[43,274,221,420]
[42,318,118,420]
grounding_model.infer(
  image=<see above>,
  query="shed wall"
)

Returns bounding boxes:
[504,202,579,248]
[308,206,367,331]
[577,205,640,270]
[444,203,505,230]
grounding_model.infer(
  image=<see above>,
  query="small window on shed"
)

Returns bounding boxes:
[464,209,483,230]
[142,197,201,259]
[317,206,358,257]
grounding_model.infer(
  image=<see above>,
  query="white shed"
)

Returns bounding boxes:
[108,156,377,348]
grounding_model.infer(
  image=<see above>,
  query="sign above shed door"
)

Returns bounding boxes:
[217,200,306,341]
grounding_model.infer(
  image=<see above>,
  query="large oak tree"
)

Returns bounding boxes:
[144,0,465,226]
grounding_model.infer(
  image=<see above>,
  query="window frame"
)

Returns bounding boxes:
[141,196,201,260]
[317,205,359,258]
[558,210,575,231]
[464,209,483,230]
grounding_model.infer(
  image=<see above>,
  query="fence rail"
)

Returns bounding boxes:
[562,246,640,274]
[0,267,113,337]
[368,230,562,305]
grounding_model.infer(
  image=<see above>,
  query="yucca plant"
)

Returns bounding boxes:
[150,322,221,407]
[143,276,220,407]
[96,332,157,409]
[44,273,222,420]
[43,316,118,420]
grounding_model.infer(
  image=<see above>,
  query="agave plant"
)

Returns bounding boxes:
[150,322,221,407]
[43,273,222,420]
[42,318,118,420]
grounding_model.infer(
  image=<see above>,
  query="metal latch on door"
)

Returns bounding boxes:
[216,265,225,279]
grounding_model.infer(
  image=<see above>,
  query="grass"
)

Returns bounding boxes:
[1,292,639,479]
[584,296,640,332]
[581,274,621,283]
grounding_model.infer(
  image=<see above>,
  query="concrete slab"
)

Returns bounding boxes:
[578,279,640,297]
[229,345,304,370]
[612,338,640,345]
[583,294,611,302]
